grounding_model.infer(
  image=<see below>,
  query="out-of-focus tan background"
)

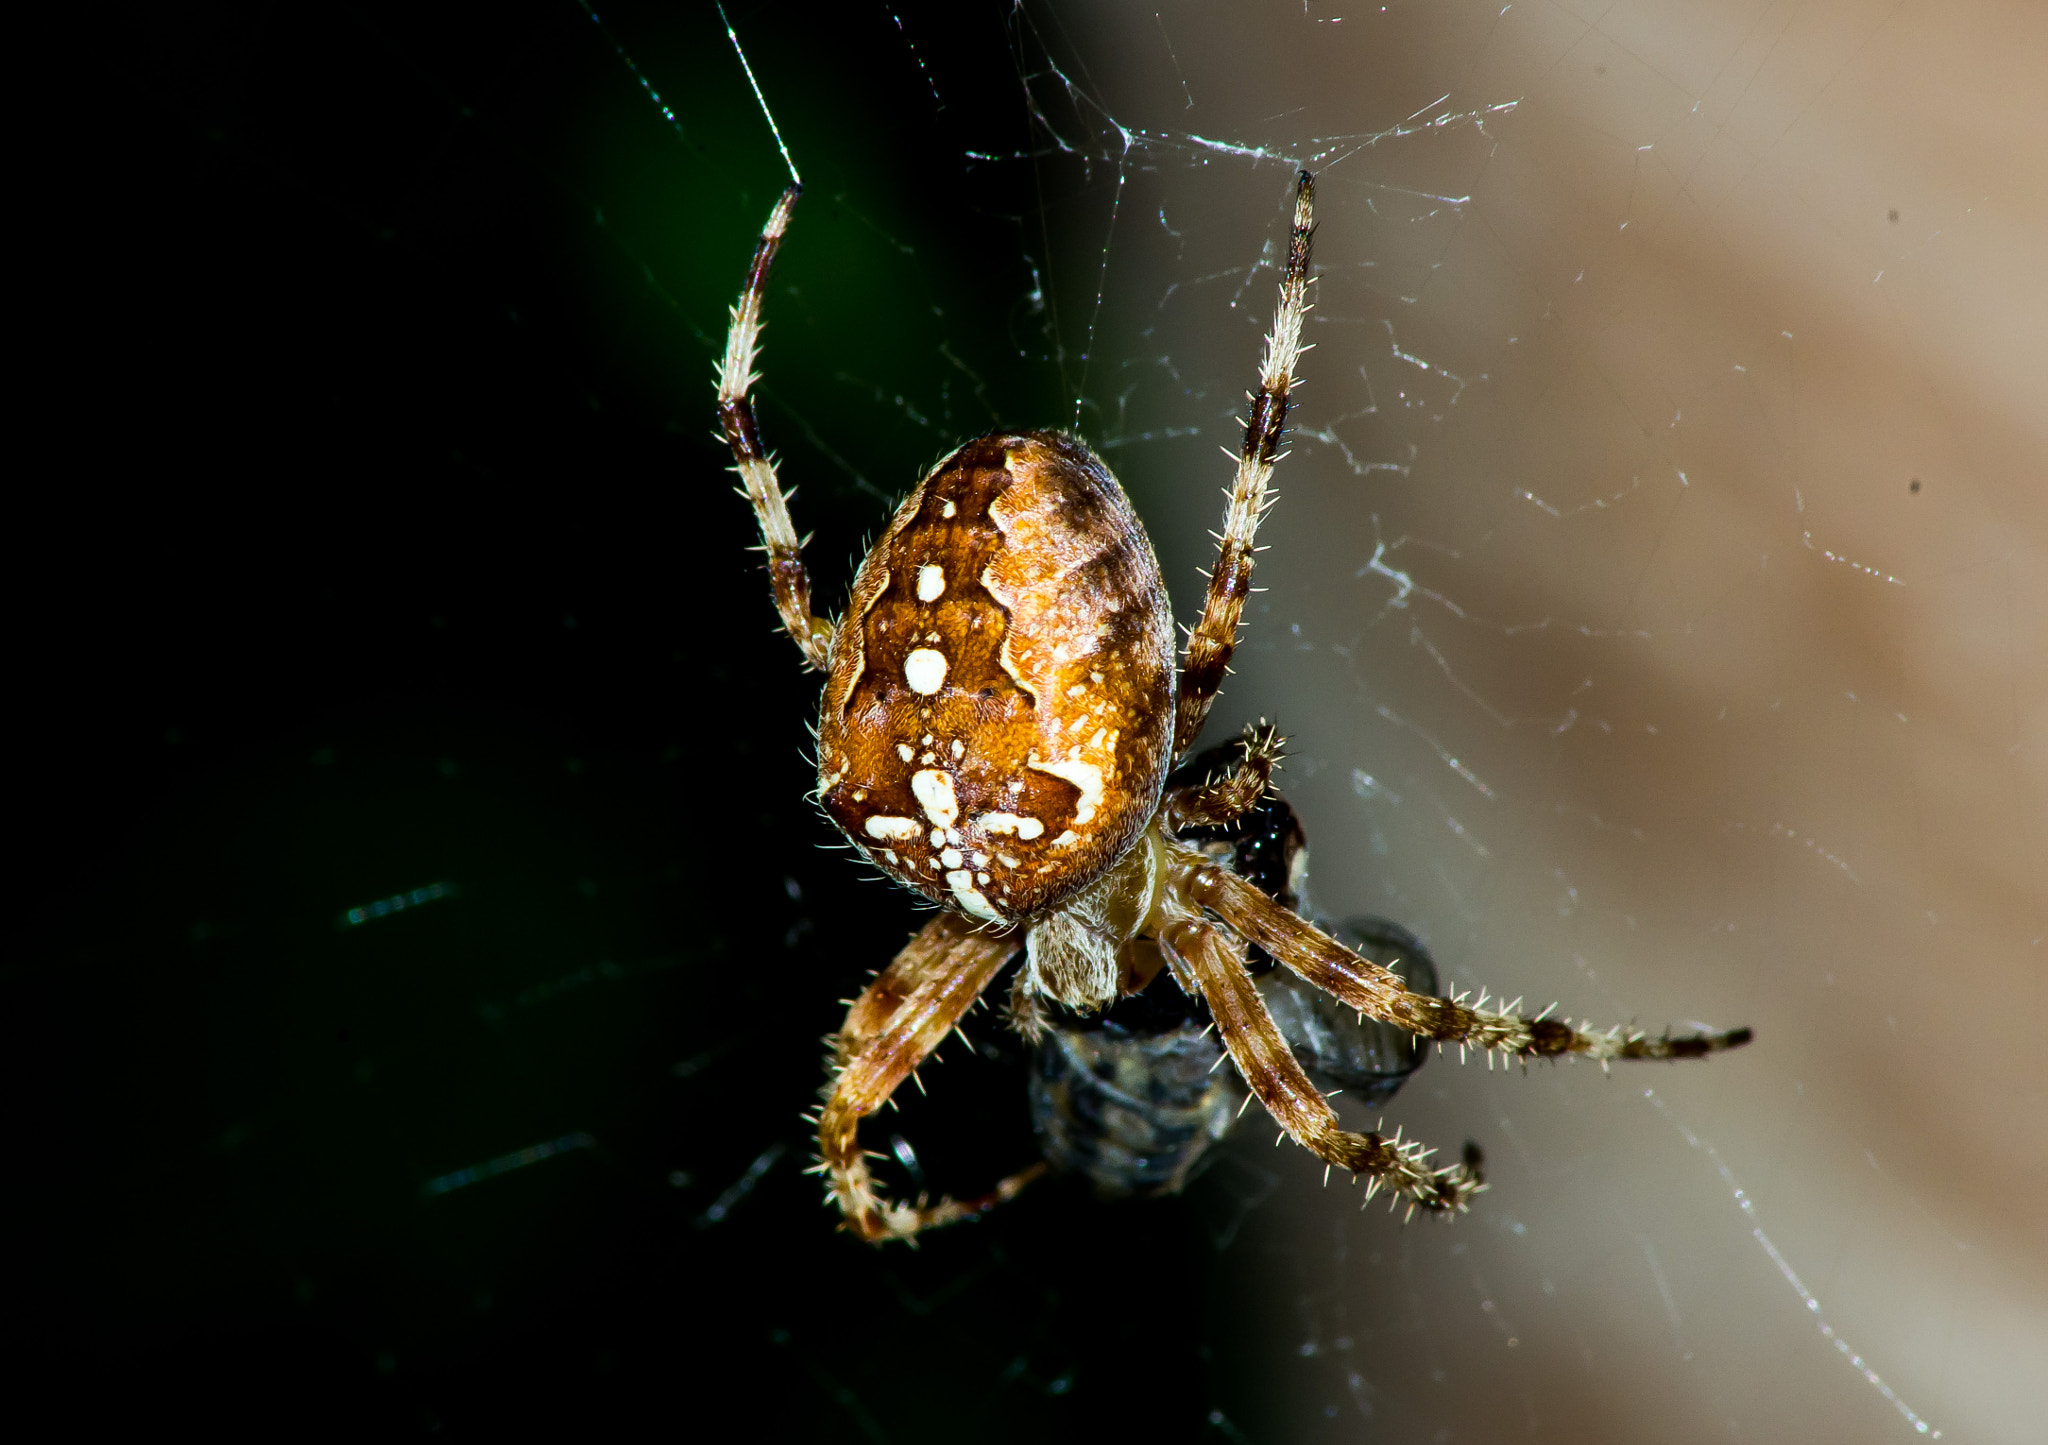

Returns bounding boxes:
[1053,3,2042,1441]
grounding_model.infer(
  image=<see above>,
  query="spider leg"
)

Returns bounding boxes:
[716,185,834,671]
[828,911,964,1070]
[1175,171,1316,756]
[1158,905,1482,1214]
[1181,847,1754,1064]
[816,914,1047,1243]
[1164,720,1285,833]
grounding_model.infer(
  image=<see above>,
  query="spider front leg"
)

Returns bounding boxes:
[1184,851,1754,1065]
[1175,171,1316,756]
[1157,905,1483,1215]
[715,185,834,671]
[816,913,1047,1243]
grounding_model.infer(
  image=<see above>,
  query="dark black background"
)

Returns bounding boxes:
[17,2,1282,1435]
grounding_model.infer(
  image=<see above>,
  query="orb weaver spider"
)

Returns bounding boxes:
[713,171,1750,1244]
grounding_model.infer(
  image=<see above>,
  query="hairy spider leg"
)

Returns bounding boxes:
[1175,171,1317,757]
[1184,850,1755,1064]
[1164,721,1286,833]
[816,914,1048,1243]
[716,185,834,671]
[829,911,970,1069]
[1158,904,1483,1214]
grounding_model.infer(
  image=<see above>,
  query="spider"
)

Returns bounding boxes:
[714,171,1751,1244]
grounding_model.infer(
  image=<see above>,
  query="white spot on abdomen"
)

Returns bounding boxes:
[864,815,921,842]
[977,812,1046,840]
[911,769,960,829]
[1032,757,1106,825]
[945,870,1003,922]
[916,565,946,602]
[904,648,948,695]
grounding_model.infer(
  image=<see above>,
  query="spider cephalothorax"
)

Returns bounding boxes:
[715,172,1750,1244]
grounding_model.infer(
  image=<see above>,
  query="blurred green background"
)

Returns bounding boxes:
[19,2,1275,1434]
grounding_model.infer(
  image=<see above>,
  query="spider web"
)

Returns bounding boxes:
[50,0,2040,1437]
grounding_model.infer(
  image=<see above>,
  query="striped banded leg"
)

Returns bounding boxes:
[1174,170,1317,756]
[1159,905,1483,1216]
[715,185,834,671]
[814,915,1046,1243]
[828,912,968,1071]
[1183,850,1754,1065]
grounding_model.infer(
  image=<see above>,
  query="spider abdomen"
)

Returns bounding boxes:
[817,432,1174,926]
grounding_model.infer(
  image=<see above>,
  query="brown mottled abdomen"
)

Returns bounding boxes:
[816,432,1174,926]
